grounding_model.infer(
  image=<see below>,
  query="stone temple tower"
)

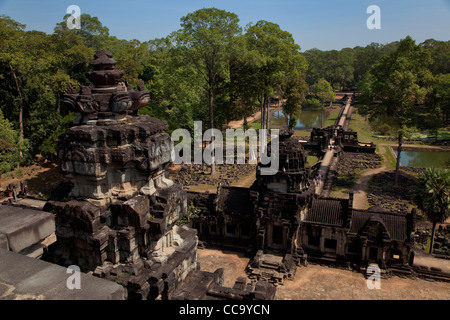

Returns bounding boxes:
[44,50,198,300]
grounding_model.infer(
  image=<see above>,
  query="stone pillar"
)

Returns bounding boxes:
[361,240,367,262]
[320,229,325,253]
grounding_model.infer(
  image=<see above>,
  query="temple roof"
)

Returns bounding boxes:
[305,198,348,227]
[349,210,408,242]
[304,199,408,241]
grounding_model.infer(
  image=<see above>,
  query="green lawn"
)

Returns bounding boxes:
[384,146,397,169]
[351,105,450,143]
[409,129,450,141]
[307,155,319,166]
[348,112,385,144]
[323,109,341,128]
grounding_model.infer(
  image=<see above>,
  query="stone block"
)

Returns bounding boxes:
[122,195,150,228]
[0,249,125,300]
[0,206,55,253]
[254,280,276,300]
[0,233,8,251]
[149,218,166,235]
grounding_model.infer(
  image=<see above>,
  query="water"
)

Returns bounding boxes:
[272,109,329,130]
[399,150,450,168]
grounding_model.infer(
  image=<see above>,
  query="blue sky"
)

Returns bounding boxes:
[1,0,449,51]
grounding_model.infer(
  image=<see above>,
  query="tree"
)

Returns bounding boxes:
[414,168,450,254]
[228,36,260,129]
[304,49,354,89]
[312,78,335,106]
[55,14,110,50]
[140,37,203,133]
[421,39,450,75]
[353,43,384,84]
[172,8,242,175]
[0,110,24,173]
[311,78,335,127]
[0,15,27,162]
[245,20,305,131]
[364,36,434,186]
[282,71,308,128]
[427,73,450,128]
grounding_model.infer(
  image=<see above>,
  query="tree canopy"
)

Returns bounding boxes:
[0,11,448,176]
[415,168,450,253]
[361,36,435,185]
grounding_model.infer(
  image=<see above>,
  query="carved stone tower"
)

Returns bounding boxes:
[44,50,198,300]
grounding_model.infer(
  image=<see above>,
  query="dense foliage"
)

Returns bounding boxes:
[0,9,448,174]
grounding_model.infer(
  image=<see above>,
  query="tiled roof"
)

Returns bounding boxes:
[349,210,407,242]
[305,198,348,227]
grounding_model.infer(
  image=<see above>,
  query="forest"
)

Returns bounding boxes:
[0,8,449,173]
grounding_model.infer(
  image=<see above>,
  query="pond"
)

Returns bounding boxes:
[272,109,329,130]
[398,150,450,168]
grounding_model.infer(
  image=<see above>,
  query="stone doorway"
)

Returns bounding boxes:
[369,247,378,262]
[272,225,283,245]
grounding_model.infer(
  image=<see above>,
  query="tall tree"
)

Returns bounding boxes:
[304,48,354,89]
[364,36,434,186]
[172,8,242,175]
[245,20,304,131]
[228,36,260,129]
[421,39,450,75]
[55,13,110,51]
[0,15,27,161]
[141,37,203,133]
[0,110,24,173]
[414,168,450,254]
[311,78,335,128]
[427,73,450,128]
[282,70,308,129]
[312,78,335,106]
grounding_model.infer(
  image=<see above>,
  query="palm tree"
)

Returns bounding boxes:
[414,168,450,253]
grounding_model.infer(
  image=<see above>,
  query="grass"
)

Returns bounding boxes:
[348,112,386,144]
[352,105,450,143]
[410,128,450,141]
[384,146,397,169]
[322,109,341,128]
[247,121,261,130]
[307,155,319,166]
[329,188,351,199]
[293,131,311,137]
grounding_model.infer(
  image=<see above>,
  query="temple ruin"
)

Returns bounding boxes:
[0,50,448,300]
[187,97,418,285]
[39,50,274,300]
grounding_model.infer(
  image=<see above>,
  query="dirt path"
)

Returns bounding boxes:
[197,249,250,288]
[227,105,284,129]
[277,264,450,300]
[350,146,389,210]
[351,166,389,210]
[228,111,262,129]
[197,248,450,300]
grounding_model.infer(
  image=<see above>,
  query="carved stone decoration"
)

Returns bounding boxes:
[44,50,195,300]
[62,50,150,124]
[45,50,276,301]
[111,93,132,113]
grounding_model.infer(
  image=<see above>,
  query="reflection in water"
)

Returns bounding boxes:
[399,150,450,168]
[272,109,330,129]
